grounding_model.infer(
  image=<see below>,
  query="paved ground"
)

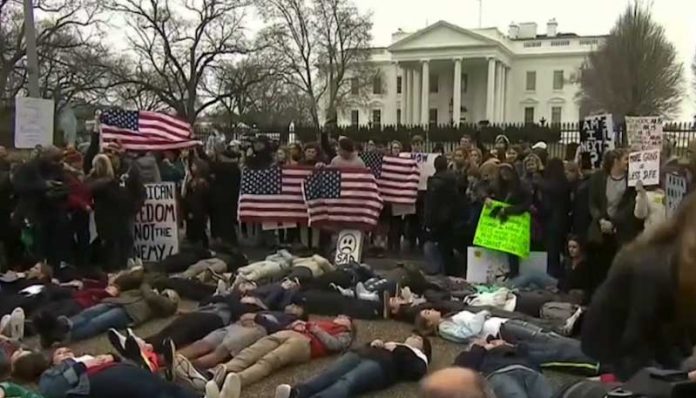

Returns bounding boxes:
[22,249,579,397]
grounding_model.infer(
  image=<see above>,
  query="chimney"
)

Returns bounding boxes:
[508,22,519,39]
[517,22,538,39]
[547,18,558,37]
[391,28,409,43]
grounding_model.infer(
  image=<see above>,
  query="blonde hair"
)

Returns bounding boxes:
[91,154,115,178]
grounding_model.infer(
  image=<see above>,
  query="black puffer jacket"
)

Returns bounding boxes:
[425,170,461,235]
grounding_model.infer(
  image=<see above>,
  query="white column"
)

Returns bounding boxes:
[413,68,421,125]
[453,58,462,126]
[421,60,430,126]
[398,63,405,125]
[501,66,508,122]
[486,57,496,122]
[405,68,412,124]
[497,62,504,122]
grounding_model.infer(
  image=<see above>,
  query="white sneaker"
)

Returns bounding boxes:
[127,259,136,269]
[205,380,221,398]
[220,373,241,398]
[275,384,293,398]
[215,279,228,296]
[9,308,24,340]
[0,314,10,336]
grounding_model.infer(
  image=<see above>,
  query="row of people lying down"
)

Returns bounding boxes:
[8,304,599,398]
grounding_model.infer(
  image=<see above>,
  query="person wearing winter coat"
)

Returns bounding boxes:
[425,156,463,276]
[582,195,696,379]
[245,136,274,170]
[587,149,641,294]
[537,158,572,277]
[86,155,144,271]
[208,148,241,245]
[132,152,161,183]
[274,333,431,398]
[183,158,211,248]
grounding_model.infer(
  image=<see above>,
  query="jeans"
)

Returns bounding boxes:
[70,303,131,341]
[510,270,558,290]
[296,352,387,398]
[488,366,553,398]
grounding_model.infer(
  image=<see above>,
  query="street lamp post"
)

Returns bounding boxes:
[23,0,40,97]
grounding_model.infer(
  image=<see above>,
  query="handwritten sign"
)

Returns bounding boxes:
[14,97,54,148]
[133,183,179,261]
[579,114,614,170]
[400,152,437,190]
[334,229,363,265]
[628,149,660,187]
[665,173,687,218]
[626,116,662,151]
[473,200,531,258]
[466,247,548,284]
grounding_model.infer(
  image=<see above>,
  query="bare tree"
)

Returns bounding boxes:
[0,0,103,103]
[107,0,251,124]
[579,2,683,119]
[257,0,372,129]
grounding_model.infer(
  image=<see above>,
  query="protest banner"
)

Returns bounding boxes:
[628,149,660,187]
[666,173,687,218]
[626,116,663,151]
[335,229,364,265]
[14,97,54,149]
[579,114,615,169]
[133,182,179,261]
[473,200,531,258]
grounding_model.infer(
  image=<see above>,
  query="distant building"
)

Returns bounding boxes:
[325,19,605,126]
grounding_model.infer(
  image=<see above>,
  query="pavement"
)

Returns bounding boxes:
[22,248,581,397]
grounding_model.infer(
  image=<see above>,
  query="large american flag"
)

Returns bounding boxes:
[302,167,383,230]
[361,151,420,205]
[238,166,314,223]
[99,109,201,151]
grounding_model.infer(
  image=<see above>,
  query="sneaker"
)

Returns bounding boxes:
[215,279,228,296]
[275,384,297,398]
[205,380,221,398]
[220,373,241,398]
[162,338,176,381]
[9,308,25,340]
[211,364,227,388]
[174,353,209,392]
[127,259,136,269]
[0,314,10,336]
[107,329,128,356]
[123,332,154,371]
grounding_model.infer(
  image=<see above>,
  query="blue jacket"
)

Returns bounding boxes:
[254,311,299,334]
[39,360,89,398]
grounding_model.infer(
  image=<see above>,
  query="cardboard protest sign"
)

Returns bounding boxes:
[626,116,662,151]
[473,200,531,258]
[665,173,687,218]
[133,183,179,261]
[14,97,54,149]
[466,247,547,284]
[628,149,660,187]
[579,114,615,170]
[400,152,436,190]
[334,229,364,265]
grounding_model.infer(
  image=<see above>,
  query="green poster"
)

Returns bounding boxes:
[473,200,531,258]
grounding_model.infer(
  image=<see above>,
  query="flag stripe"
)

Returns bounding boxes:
[379,155,419,204]
[238,166,314,224]
[99,108,197,151]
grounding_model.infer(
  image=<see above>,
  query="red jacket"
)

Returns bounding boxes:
[292,320,352,358]
[65,173,92,212]
[73,288,113,309]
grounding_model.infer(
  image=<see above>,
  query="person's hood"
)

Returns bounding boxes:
[532,141,548,150]
[494,135,510,145]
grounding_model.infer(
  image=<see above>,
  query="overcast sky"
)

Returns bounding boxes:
[354,0,696,119]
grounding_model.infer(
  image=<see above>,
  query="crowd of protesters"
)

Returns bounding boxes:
[0,125,695,398]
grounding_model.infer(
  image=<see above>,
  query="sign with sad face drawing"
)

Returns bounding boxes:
[334,230,364,265]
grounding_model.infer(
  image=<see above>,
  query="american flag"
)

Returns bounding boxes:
[361,151,420,205]
[238,166,314,223]
[99,109,201,151]
[302,167,383,230]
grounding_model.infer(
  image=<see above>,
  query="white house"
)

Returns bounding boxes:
[328,19,606,126]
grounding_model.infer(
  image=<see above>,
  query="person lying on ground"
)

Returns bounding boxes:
[230,250,295,286]
[415,308,509,344]
[175,304,306,373]
[295,288,387,320]
[453,337,554,398]
[37,346,198,398]
[35,284,179,347]
[246,279,301,311]
[171,244,248,280]
[0,263,53,293]
[300,262,375,292]
[142,291,270,354]
[193,315,356,398]
[421,367,496,398]
[274,332,431,398]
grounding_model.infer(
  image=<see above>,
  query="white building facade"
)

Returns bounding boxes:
[331,20,605,127]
